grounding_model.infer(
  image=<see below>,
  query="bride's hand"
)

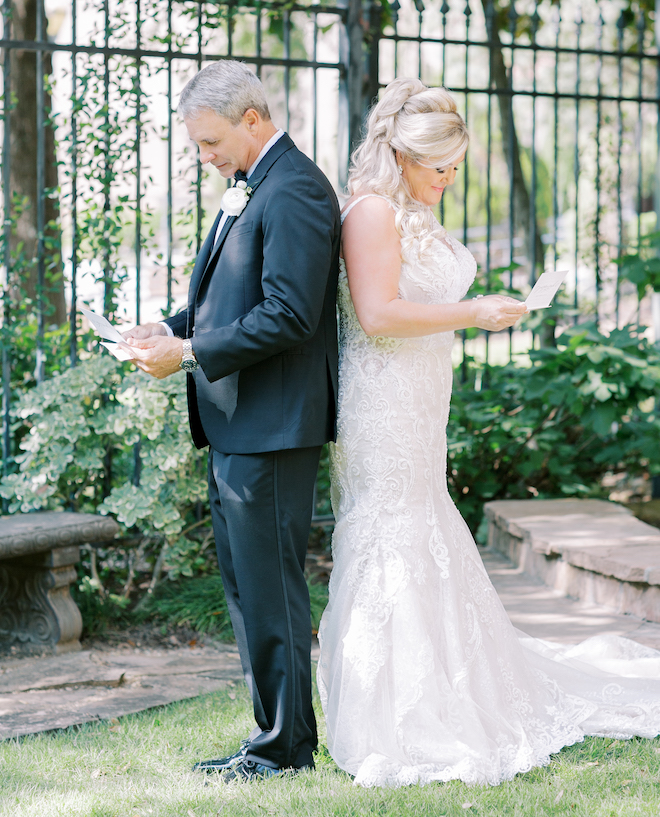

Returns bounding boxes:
[473,295,528,332]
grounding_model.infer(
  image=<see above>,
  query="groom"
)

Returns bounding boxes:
[126,60,340,780]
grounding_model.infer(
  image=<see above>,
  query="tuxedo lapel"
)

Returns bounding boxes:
[199,213,237,281]
[188,208,224,313]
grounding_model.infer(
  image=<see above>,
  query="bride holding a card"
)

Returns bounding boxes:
[317,78,660,789]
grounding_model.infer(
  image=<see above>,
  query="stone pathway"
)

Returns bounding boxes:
[0,644,243,740]
[3,546,660,740]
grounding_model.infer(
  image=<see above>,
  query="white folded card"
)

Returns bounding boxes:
[525,269,569,310]
[79,307,136,360]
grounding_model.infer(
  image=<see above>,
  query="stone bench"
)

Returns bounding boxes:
[0,512,119,655]
[484,498,660,624]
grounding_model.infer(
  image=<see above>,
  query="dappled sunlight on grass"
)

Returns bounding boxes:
[2,682,660,816]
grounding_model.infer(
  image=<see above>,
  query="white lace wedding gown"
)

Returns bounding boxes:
[317,195,660,788]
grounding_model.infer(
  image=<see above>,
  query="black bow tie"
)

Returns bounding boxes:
[234,170,248,184]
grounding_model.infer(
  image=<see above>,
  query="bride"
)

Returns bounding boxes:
[317,77,660,788]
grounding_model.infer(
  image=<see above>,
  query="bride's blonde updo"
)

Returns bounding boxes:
[348,77,469,258]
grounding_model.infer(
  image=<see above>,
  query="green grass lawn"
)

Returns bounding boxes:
[2,678,660,817]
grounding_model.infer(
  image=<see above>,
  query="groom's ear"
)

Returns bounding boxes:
[243,108,260,132]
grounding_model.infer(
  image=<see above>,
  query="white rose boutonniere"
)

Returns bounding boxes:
[221,179,252,217]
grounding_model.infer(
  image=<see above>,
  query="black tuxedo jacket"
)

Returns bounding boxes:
[165,134,340,454]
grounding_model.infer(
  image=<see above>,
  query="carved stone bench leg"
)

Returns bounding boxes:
[0,546,82,655]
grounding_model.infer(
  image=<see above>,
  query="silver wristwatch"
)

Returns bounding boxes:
[179,338,199,372]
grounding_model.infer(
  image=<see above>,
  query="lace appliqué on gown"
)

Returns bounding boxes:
[317,195,660,788]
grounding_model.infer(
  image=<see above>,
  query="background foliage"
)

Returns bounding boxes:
[2,318,659,636]
[0,355,212,622]
[449,323,660,534]
[0,351,330,636]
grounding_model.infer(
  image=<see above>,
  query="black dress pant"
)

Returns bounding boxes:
[207,445,321,769]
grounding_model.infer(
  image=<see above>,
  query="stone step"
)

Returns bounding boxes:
[484,498,660,624]
[480,547,660,649]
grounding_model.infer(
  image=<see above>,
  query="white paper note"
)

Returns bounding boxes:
[80,307,136,360]
[99,341,136,361]
[525,270,569,310]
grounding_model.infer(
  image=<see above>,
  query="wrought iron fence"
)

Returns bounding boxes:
[1,0,659,489]
[372,0,660,367]
[0,0,360,488]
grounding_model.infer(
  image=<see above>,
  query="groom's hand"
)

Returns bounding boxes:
[122,322,168,340]
[127,336,184,379]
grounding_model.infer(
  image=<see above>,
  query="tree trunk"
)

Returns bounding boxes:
[490,45,556,347]
[7,0,65,326]
[480,0,555,346]
[489,45,546,281]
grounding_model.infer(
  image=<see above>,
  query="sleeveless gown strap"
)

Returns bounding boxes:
[341,194,395,224]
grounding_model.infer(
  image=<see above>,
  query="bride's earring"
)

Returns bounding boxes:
[398,165,403,176]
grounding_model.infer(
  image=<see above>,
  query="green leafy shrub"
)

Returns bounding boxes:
[71,576,132,637]
[0,355,333,634]
[138,573,328,638]
[449,323,660,532]
[140,574,233,638]
[617,231,660,299]
[4,318,73,395]
[0,355,209,579]
[4,322,659,600]
[308,579,329,633]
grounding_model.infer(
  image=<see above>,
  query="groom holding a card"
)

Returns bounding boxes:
[124,60,340,780]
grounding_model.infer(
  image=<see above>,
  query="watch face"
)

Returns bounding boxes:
[180,358,198,372]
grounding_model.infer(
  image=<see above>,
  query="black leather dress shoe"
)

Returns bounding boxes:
[220,758,301,783]
[193,741,249,773]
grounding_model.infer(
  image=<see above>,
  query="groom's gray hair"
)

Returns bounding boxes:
[178,60,271,124]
